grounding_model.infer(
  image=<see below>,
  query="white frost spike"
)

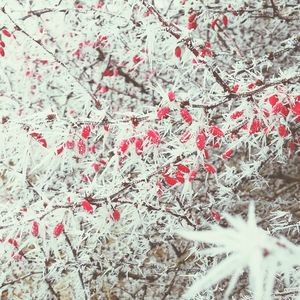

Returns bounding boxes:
[178,202,300,300]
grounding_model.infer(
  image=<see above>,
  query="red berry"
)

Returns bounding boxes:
[177,164,190,173]
[168,91,175,101]
[111,209,120,221]
[292,102,300,122]
[211,210,221,221]
[8,238,18,248]
[210,139,221,149]
[0,40,5,47]
[81,200,94,213]
[187,21,197,30]
[266,95,279,107]
[230,111,243,119]
[30,132,42,139]
[188,170,197,182]
[81,126,91,139]
[92,163,100,172]
[99,159,107,165]
[2,29,11,37]
[188,13,197,23]
[102,68,113,77]
[209,126,224,137]
[247,83,255,89]
[38,138,47,148]
[135,138,143,155]
[272,102,289,117]
[222,15,228,27]
[289,141,295,157]
[163,175,177,186]
[180,109,193,124]
[175,46,181,58]
[129,137,136,144]
[196,130,206,150]
[278,124,288,137]
[66,140,75,149]
[118,139,129,154]
[222,148,234,159]
[203,149,209,159]
[157,106,170,120]
[232,85,239,92]
[204,163,216,174]
[53,223,64,237]
[0,47,5,57]
[175,171,185,184]
[249,119,261,135]
[56,145,64,155]
[78,139,86,155]
[211,19,218,30]
[31,221,39,237]
[133,55,142,64]
[147,130,160,145]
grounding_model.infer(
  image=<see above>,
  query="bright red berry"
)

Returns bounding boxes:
[111,209,120,221]
[31,221,39,237]
[8,238,18,248]
[135,138,143,155]
[188,170,197,182]
[249,119,261,135]
[204,163,216,174]
[175,46,182,58]
[81,200,94,213]
[163,175,177,186]
[188,13,197,23]
[222,148,234,159]
[187,21,197,30]
[292,102,300,122]
[53,223,64,237]
[175,171,185,184]
[177,164,190,173]
[133,55,142,64]
[209,126,224,137]
[92,163,100,172]
[56,145,64,155]
[180,109,193,124]
[2,29,11,37]
[211,19,218,29]
[147,130,160,145]
[168,91,175,101]
[157,106,170,120]
[196,130,206,150]
[231,111,243,119]
[78,139,86,155]
[211,210,221,221]
[81,126,91,139]
[278,124,288,137]
[118,139,130,154]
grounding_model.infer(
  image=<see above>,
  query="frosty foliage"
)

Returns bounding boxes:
[178,203,300,300]
[0,0,299,299]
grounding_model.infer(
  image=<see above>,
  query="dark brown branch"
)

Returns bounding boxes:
[0,272,42,289]
[63,231,88,300]
[20,8,68,21]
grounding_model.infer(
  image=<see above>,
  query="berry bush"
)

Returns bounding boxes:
[0,0,299,299]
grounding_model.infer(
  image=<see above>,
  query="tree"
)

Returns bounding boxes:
[0,0,299,299]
